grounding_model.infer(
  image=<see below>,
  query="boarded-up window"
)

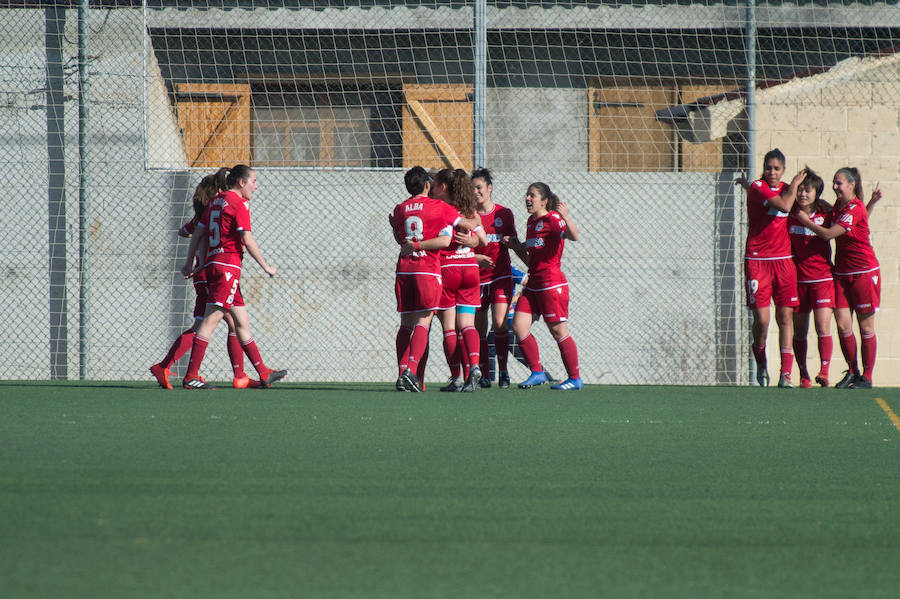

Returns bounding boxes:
[589,86,676,172]
[402,84,473,171]
[174,83,250,168]
[678,84,727,172]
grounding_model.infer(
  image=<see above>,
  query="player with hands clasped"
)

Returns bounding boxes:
[471,168,519,389]
[391,166,462,392]
[786,168,835,388]
[504,182,582,390]
[793,167,882,389]
[180,164,286,390]
[734,148,805,388]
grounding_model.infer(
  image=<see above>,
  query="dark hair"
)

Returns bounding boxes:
[471,167,493,186]
[404,166,430,196]
[835,166,864,199]
[760,148,786,178]
[434,168,476,217]
[225,164,253,189]
[191,168,228,221]
[800,166,824,200]
[529,182,560,212]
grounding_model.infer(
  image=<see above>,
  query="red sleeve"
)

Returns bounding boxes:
[179,219,196,236]
[234,200,252,232]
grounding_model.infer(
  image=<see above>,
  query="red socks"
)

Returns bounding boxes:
[517,334,542,373]
[241,337,266,376]
[793,337,809,379]
[817,334,833,379]
[407,324,429,374]
[557,335,580,380]
[443,330,461,378]
[396,326,413,376]
[861,333,877,381]
[228,333,246,378]
[460,326,480,373]
[185,335,209,379]
[161,329,194,369]
[780,348,794,378]
[839,331,859,374]
[494,330,510,371]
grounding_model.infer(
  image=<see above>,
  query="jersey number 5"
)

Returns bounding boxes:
[209,209,221,248]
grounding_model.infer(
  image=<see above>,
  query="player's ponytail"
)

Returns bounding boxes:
[434,167,477,218]
[191,173,219,222]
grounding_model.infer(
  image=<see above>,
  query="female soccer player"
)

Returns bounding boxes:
[787,168,834,388]
[735,149,805,388]
[150,169,259,390]
[179,164,286,390]
[429,168,487,393]
[391,166,462,392]
[471,168,519,389]
[506,182,582,390]
[793,167,883,388]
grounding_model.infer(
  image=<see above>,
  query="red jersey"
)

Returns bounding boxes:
[200,190,252,271]
[788,210,833,283]
[440,222,480,269]
[393,195,460,276]
[745,180,791,259]
[832,197,879,275]
[524,211,567,290]
[179,218,207,283]
[475,204,517,284]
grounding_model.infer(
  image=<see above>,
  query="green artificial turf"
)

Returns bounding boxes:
[1,382,899,598]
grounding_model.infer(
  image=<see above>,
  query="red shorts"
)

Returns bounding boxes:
[439,266,481,310]
[192,280,208,319]
[395,272,442,314]
[796,279,835,313]
[480,278,514,310]
[834,269,880,313]
[745,258,798,308]
[517,284,570,323]
[205,263,244,311]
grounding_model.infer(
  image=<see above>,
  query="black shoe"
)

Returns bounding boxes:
[461,366,482,393]
[396,377,409,392]
[849,375,872,389]
[498,371,510,389]
[440,376,464,392]
[401,369,422,392]
[834,370,858,389]
[260,369,287,388]
[182,375,217,390]
[478,376,492,389]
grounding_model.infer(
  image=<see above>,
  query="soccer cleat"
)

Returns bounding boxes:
[849,375,872,389]
[814,374,829,387]
[400,368,422,393]
[440,376,464,392]
[551,377,584,391]
[834,370,858,389]
[150,363,174,390]
[498,371,511,389]
[396,377,408,392]
[799,377,812,389]
[461,365,483,393]
[478,376,492,389]
[182,375,216,390]
[756,369,770,387]
[233,375,261,389]
[518,370,549,389]
[777,374,793,388]
[259,369,287,389]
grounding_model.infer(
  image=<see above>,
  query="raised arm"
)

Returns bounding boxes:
[867,183,882,217]
[766,170,805,213]
[557,202,579,241]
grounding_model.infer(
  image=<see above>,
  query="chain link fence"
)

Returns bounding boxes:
[2,1,899,385]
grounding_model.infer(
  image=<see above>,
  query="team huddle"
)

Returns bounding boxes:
[738,149,882,389]
[392,167,583,392]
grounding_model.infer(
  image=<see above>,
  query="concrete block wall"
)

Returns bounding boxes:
[757,58,900,386]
